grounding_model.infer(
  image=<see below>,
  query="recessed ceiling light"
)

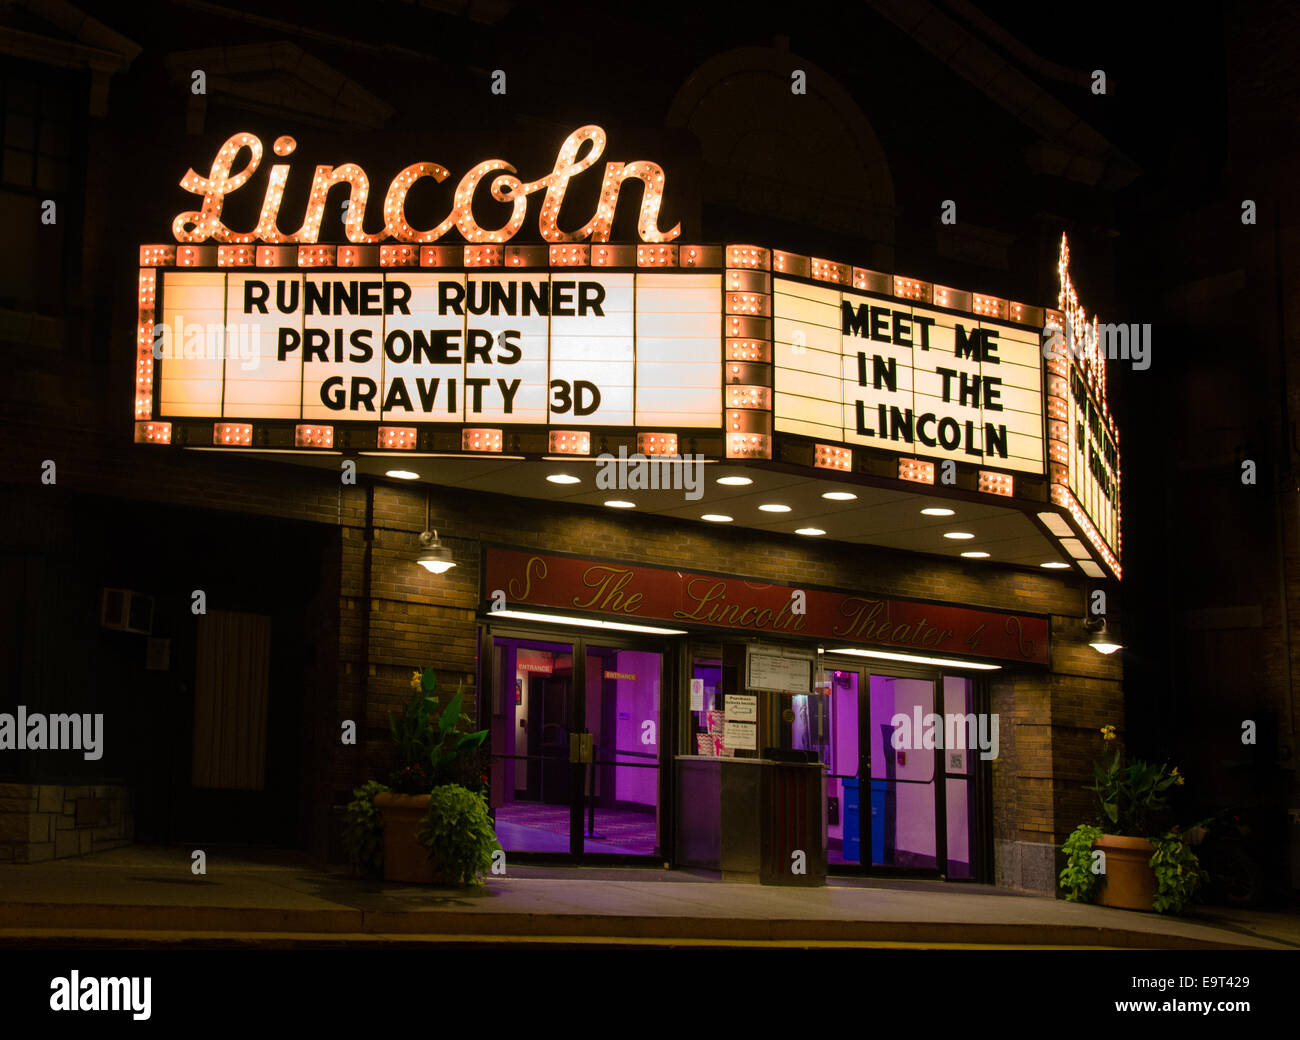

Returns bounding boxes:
[758,504,791,513]
[921,507,955,516]
[546,473,581,484]
[1041,561,1071,569]
[386,470,420,480]
[604,500,636,509]
[943,532,975,540]
[716,476,753,486]
[701,514,733,523]
[822,491,857,501]
[961,551,990,558]
[796,527,826,536]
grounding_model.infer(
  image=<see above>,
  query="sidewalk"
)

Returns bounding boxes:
[0,846,1295,949]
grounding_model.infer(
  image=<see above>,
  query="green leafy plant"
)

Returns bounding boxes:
[1149,832,1208,915]
[417,784,501,886]
[1088,725,1183,836]
[1059,822,1104,902]
[342,780,390,878]
[388,668,489,793]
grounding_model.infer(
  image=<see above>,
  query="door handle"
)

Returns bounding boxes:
[569,732,593,763]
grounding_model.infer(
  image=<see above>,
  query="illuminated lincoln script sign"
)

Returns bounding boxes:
[171,125,679,245]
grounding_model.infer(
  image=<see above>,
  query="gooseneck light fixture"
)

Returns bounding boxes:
[1085,615,1122,655]
[415,492,455,574]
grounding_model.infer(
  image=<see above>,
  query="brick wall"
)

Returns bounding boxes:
[0,424,1122,888]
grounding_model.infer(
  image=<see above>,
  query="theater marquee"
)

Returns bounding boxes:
[154,270,723,427]
[773,278,1044,474]
[131,126,1123,580]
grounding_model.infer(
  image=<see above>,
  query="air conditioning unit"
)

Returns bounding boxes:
[101,588,154,635]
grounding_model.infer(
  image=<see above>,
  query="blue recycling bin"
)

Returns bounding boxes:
[841,778,860,862]
[871,779,887,863]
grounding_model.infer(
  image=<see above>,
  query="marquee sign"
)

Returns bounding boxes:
[773,278,1044,474]
[153,269,722,426]
[131,128,1122,579]
[484,548,1050,665]
[1043,235,1122,574]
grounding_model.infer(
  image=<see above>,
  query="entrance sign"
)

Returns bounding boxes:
[485,548,1050,665]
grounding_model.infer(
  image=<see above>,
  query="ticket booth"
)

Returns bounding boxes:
[676,641,827,885]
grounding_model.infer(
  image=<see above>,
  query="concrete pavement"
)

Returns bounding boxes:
[0,846,1295,949]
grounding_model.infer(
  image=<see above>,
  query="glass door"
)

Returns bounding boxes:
[487,632,663,858]
[823,666,862,866]
[489,635,578,853]
[867,673,943,872]
[581,646,662,857]
[823,660,980,879]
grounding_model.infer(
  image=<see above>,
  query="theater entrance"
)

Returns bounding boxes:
[484,630,666,859]
[816,659,986,880]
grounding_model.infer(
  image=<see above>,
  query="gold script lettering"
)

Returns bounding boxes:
[571,565,641,614]
[673,578,728,621]
[833,598,886,639]
[507,556,548,601]
[1005,615,1036,658]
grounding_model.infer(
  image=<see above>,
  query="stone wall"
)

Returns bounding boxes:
[0,783,132,863]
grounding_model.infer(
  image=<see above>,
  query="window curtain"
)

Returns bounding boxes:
[191,610,271,790]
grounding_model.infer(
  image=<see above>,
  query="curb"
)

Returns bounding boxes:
[0,903,1274,949]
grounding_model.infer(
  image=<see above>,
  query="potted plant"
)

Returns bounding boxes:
[418,784,501,886]
[370,667,492,883]
[1059,725,1205,913]
[341,779,389,879]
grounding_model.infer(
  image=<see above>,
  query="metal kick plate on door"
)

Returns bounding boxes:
[569,732,593,763]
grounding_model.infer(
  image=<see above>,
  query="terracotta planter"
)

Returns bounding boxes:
[1095,834,1156,911]
[373,793,433,884]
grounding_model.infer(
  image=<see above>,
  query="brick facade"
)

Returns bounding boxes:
[0,427,1122,890]
[0,1,1142,889]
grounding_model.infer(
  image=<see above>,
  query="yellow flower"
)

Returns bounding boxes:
[1171,766,1184,785]
[1100,725,1117,742]
[410,670,422,690]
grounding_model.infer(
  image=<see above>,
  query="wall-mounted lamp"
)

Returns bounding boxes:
[415,492,455,574]
[417,530,455,574]
[1085,616,1122,655]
